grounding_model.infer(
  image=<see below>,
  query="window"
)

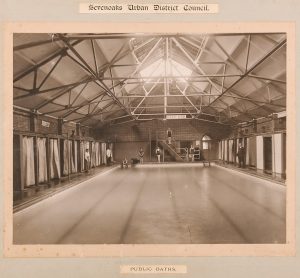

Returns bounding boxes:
[202,135,211,150]
[139,58,192,84]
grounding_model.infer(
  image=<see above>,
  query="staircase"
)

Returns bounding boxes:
[158,140,184,162]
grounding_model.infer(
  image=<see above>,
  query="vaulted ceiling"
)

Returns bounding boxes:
[13,32,286,127]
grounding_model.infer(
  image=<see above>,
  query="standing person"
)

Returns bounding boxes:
[167,128,172,144]
[236,143,245,168]
[190,145,195,162]
[84,148,90,173]
[185,147,189,161]
[138,147,145,164]
[155,146,161,163]
[106,147,112,166]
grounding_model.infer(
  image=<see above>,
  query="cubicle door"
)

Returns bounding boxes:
[263,136,272,173]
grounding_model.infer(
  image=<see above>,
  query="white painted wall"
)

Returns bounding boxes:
[273,133,282,174]
[256,136,264,170]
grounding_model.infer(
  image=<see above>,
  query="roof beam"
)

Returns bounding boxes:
[213,36,245,73]
[132,79,162,113]
[13,40,82,83]
[121,37,163,90]
[75,101,118,123]
[61,90,107,118]
[208,38,286,107]
[63,33,285,40]
[56,34,134,120]
[164,38,169,116]
[14,37,62,51]
[172,37,222,94]
[14,78,94,100]
[248,74,286,84]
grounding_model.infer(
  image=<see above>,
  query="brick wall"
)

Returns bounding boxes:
[13,111,31,132]
[97,119,231,142]
[80,125,91,137]
[114,141,150,162]
[95,119,231,162]
[35,115,58,134]
[13,110,93,140]
[256,117,274,134]
[61,121,77,136]
[226,116,286,139]
[274,117,286,132]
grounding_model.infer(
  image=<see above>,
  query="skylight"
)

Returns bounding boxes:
[139,58,192,83]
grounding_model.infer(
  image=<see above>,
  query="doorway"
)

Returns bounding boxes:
[263,136,272,174]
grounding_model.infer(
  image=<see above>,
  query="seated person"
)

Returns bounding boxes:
[121,157,128,168]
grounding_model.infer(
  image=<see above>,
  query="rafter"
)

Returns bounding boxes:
[13,40,82,83]
[208,38,286,107]
[56,34,134,120]
[33,42,133,111]
[213,36,245,73]
[14,37,62,51]
[172,37,222,94]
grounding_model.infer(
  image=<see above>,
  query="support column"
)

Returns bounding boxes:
[46,136,51,185]
[76,123,81,136]
[30,113,37,133]
[58,118,63,135]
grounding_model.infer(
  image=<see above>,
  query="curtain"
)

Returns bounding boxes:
[91,142,96,167]
[221,141,224,160]
[101,143,107,164]
[71,140,78,173]
[22,136,35,187]
[109,143,114,161]
[49,139,60,179]
[228,140,233,162]
[99,142,102,165]
[224,140,228,162]
[246,138,250,165]
[63,139,69,176]
[95,142,100,166]
[80,141,85,172]
[97,142,101,166]
[37,137,48,183]
[95,142,98,166]
[75,141,78,172]
[218,141,222,160]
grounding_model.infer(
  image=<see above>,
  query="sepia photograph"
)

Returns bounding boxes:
[1,0,300,276]
[11,30,288,247]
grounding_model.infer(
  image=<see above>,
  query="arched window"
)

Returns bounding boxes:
[202,135,212,150]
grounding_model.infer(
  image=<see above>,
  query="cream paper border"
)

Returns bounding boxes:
[3,21,296,258]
